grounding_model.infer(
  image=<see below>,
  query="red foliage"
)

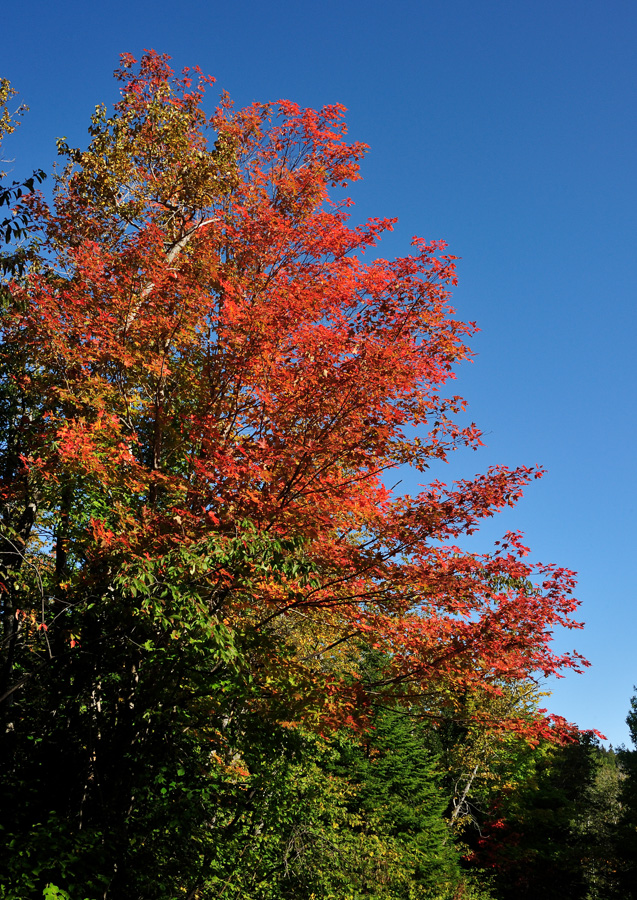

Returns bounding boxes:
[5,51,587,737]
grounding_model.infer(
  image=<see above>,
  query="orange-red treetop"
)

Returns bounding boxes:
[8,51,590,742]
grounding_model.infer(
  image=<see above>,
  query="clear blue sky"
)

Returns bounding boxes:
[3,0,636,745]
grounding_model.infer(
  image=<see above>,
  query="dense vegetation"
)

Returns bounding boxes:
[2,54,636,899]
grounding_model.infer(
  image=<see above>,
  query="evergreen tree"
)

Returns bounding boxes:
[331,706,462,898]
[575,745,624,899]
[614,692,637,898]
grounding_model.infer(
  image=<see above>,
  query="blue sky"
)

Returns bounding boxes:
[3,0,636,745]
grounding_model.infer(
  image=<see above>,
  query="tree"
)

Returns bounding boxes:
[329,703,463,897]
[0,52,588,898]
[575,744,624,899]
[472,734,603,900]
[435,680,555,832]
[612,692,637,898]
[0,78,45,279]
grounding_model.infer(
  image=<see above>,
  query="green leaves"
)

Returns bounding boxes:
[0,82,45,276]
[42,887,71,900]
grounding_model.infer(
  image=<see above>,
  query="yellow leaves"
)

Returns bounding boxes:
[0,78,28,173]
[56,75,240,245]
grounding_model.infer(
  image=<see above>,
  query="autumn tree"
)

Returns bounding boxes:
[0,52,588,898]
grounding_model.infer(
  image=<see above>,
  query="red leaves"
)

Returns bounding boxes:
[6,51,588,744]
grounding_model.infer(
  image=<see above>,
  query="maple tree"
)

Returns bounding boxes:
[1,50,586,721]
[0,52,590,898]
